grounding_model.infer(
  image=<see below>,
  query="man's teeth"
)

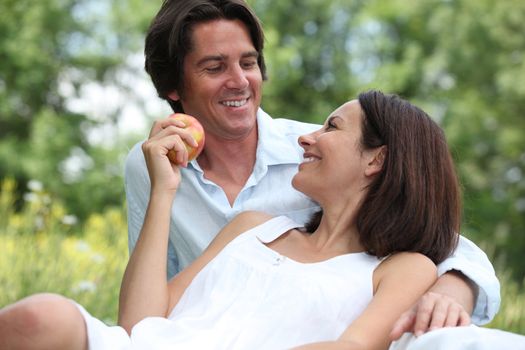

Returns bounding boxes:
[304,157,317,163]
[222,99,247,107]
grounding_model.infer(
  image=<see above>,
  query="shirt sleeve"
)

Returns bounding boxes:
[124,142,150,256]
[436,235,501,325]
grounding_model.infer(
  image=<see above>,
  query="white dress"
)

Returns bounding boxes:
[77,216,382,349]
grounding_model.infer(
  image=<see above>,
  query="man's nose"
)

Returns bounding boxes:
[225,65,249,89]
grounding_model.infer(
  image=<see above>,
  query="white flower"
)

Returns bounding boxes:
[91,253,105,264]
[72,280,97,293]
[62,215,78,226]
[23,193,38,202]
[27,180,43,192]
[76,240,91,252]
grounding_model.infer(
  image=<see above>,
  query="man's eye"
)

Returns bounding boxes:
[205,66,222,73]
[242,61,257,69]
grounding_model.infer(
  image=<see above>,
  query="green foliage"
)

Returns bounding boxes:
[487,271,525,334]
[252,0,365,122]
[0,0,159,220]
[0,179,127,323]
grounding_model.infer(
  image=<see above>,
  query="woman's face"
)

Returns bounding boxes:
[292,100,378,205]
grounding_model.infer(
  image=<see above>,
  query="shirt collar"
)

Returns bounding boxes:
[256,108,304,166]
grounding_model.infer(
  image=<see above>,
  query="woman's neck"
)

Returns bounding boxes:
[310,197,365,254]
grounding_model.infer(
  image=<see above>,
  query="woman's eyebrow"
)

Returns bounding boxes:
[327,115,344,124]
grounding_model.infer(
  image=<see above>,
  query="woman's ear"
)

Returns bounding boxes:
[365,146,386,177]
[168,90,180,101]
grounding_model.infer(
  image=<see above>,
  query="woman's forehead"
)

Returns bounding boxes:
[328,99,362,121]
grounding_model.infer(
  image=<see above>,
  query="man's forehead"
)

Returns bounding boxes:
[189,19,255,52]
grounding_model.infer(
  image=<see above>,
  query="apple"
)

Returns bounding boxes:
[166,113,205,164]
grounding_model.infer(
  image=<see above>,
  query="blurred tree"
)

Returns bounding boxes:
[249,0,367,123]
[1,0,523,280]
[0,0,158,220]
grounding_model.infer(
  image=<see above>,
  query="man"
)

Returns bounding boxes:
[124,0,500,343]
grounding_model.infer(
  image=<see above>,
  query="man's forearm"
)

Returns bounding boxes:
[431,270,478,315]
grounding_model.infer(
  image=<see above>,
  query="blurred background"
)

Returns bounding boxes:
[0,0,523,332]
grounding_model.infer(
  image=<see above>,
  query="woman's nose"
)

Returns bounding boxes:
[298,132,316,149]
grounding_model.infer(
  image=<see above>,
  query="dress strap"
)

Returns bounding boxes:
[253,216,302,244]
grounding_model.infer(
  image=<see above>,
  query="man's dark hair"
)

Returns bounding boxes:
[305,90,460,264]
[145,0,267,112]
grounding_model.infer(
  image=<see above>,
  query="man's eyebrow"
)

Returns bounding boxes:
[242,51,259,59]
[196,51,259,67]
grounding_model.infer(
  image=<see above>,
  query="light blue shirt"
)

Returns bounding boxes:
[125,109,500,325]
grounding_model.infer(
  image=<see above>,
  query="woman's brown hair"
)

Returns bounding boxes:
[306,90,460,264]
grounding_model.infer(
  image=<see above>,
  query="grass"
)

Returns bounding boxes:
[0,178,524,334]
[0,178,127,324]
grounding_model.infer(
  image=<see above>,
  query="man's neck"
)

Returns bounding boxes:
[197,131,258,206]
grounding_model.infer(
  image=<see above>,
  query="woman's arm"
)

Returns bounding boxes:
[118,200,270,334]
[295,252,437,350]
[118,120,193,333]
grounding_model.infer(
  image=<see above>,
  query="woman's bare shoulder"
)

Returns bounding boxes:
[374,252,437,291]
[224,211,275,235]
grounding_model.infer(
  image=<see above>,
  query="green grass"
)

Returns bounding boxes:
[0,178,127,324]
[0,178,524,333]
[486,271,525,334]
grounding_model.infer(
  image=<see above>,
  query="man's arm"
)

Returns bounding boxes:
[390,270,474,339]
[125,141,150,254]
[436,235,500,324]
[390,235,500,340]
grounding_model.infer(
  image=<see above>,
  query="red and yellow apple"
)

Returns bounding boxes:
[166,113,205,164]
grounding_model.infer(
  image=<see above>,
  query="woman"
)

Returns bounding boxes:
[0,90,459,350]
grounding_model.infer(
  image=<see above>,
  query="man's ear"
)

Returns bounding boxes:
[365,146,386,177]
[168,90,180,101]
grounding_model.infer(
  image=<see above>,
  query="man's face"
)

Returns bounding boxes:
[169,19,263,141]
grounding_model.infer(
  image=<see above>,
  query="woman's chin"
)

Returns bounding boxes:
[291,175,315,199]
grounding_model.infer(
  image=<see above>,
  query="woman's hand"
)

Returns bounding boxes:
[141,117,199,194]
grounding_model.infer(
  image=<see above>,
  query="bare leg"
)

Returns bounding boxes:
[0,293,88,350]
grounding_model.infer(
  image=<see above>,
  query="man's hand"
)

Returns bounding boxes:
[390,271,475,340]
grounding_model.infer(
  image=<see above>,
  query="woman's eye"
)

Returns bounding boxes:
[325,121,337,130]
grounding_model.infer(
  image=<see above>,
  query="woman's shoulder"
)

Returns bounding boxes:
[374,252,437,288]
[214,211,275,245]
[379,252,436,272]
[232,210,275,225]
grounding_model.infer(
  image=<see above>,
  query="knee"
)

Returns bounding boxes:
[1,293,79,336]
